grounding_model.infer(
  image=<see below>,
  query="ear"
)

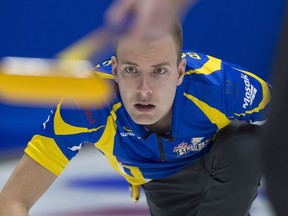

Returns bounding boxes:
[111,56,119,83]
[177,58,186,86]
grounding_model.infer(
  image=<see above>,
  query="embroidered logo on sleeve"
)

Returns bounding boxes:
[241,73,257,109]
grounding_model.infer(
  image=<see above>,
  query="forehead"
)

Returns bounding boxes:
[116,34,178,64]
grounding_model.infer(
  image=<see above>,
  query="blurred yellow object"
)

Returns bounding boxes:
[0,57,112,106]
[0,25,117,106]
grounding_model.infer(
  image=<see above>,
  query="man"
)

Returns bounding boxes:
[0,21,271,216]
[106,0,286,214]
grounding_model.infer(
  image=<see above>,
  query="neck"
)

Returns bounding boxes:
[144,110,172,135]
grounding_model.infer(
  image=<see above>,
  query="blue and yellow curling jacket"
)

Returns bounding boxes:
[24,50,271,186]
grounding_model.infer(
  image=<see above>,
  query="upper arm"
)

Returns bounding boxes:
[222,63,271,123]
[0,154,57,214]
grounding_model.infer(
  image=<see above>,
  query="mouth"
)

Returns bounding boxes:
[134,103,156,113]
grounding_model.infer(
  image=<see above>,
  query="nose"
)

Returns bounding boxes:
[137,76,152,96]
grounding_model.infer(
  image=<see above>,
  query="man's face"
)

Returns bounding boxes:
[112,34,186,127]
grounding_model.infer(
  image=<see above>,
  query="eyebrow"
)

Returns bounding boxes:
[151,62,171,67]
[119,60,171,68]
[119,60,139,66]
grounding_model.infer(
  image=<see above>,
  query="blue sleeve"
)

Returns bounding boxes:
[222,62,271,124]
[38,99,93,160]
[24,98,107,175]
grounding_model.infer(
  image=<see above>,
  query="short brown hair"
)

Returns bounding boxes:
[170,19,183,64]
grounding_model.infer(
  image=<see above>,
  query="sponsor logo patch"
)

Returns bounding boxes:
[173,137,210,157]
[241,73,257,109]
[120,126,141,139]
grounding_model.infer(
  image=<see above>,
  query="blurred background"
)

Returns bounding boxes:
[0,0,285,156]
[0,0,286,215]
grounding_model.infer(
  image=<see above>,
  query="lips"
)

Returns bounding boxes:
[134,103,156,113]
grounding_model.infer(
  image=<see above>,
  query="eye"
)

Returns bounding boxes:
[154,67,167,75]
[125,66,138,74]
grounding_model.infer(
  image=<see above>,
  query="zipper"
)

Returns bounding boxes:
[157,135,166,162]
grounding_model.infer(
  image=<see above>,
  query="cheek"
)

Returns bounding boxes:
[118,81,135,101]
[157,78,178,93]
[157,84,177,104]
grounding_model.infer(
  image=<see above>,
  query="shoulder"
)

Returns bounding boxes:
[182,50,258,86]
[55,94,121,131]
[182,50,224,87]
[182,50,222,74]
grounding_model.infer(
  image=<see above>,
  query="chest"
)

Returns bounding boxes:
[111,120,218,164]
